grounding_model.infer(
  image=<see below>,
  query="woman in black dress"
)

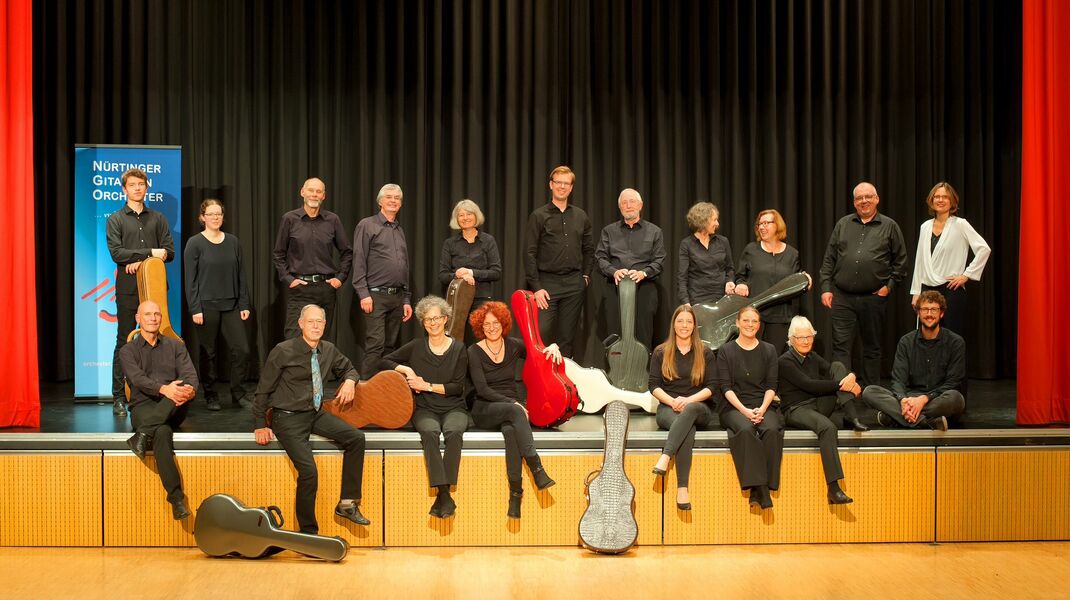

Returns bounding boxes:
[733,209,812,353]
[677,202,736,306]
[467,301,559,518]
[438,199,502,340]
[183,199,251,411]
[381,295,469,519]
[716,305,783,510]
[649,305,718,511]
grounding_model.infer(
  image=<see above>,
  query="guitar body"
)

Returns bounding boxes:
[445,278,476,340]
[134,256,181,340]
[323,370,414,429]
[194,494,349,561]
[510,289,580,428]
[579,401,637,554]
[605,278,650,393]
[564,358,657,414]
[692,272,810,350]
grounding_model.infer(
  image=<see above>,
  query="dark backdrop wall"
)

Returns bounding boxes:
[34,0,1021,383]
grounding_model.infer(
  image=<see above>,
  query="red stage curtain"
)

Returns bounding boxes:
[1018,0,1070,425]
[0,0,39,428]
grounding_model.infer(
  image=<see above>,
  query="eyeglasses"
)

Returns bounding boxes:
[854,194,877,202]
[917,307,942,314]
[423,315,448,324]
[757,221,775,227]
[791,335,814,341]
[551,180,574,187]
[203,212,223,217]
[483,321,502,328]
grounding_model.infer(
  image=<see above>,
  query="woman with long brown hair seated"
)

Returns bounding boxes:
[716,305,783,510]
[650,305,718,511]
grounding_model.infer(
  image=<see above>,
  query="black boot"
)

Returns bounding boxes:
[842,400,870,432]
[430,485,456,518]
[827,480,853,504]
[526,455,555,490]
[507,480,523,519]
[754,485,773,509]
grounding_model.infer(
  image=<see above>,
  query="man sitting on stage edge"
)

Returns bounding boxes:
[119,300,198,520]
[861,290,966,430]
[254,304,370,533]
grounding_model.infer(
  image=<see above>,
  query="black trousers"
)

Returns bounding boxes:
[656,401,716,488]
[757,321,790,356]
[921,282,967,337]
[194,308,250,402]
[782,361,858,486]
[473,400,539,483]
[602,279,659,351]
[861,386,966,427]
[112,292,140,398]
[272,409,366,534]
[721,407,784,490]
[284,280,338,341]
[360,290,405,378]
[412,407,468,488]
[130,398,189,504]
[830,289,888,387]
[537,286,585,358]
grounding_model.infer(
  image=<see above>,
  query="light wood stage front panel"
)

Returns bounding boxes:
[383,451,662,547]
[103,451,383,547]
[0,452,103,546]
[937,447,1070,542]
[663,448,936,545]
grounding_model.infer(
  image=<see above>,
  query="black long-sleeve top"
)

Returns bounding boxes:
[523,202,595,291]
[381,338,469,413]
[271,208,353,285]
[735,242,802,324]
[183,233,250,314]
[648,345,718,401]
[677,234,735,305]
[352,211,411,304]
[105,204,175,295]
[715,340,778,410]
[595,219,666,281]
[776,348,842,411]
[467,337,525,404]
[119,335,199,409]
[890,328,966,400]
[437,231,502,299]
[253,337,359,429]
[819,212,907,294]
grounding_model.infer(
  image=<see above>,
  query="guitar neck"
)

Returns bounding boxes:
[618,278,638,342]
[261,529,347,560]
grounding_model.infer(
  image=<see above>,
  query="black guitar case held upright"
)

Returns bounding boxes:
[194,494,349,562]
[578,401,638,554]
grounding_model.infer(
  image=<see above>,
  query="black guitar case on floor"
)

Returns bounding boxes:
[194,494,349,562]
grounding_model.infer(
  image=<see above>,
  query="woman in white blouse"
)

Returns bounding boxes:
[909,182,991,336]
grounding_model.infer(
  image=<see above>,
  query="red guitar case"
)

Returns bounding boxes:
[510,289,580,428]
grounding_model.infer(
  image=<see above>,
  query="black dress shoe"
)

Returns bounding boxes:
[507,492,523,519]
[127,433,150,459]
[924,416,949,431]
[756,486,773,509]
[113,399,128,417]
[652,466,667,476]
[439,494,457,518]
[828,488,854,505]
[677,502,692,511]
[849,418,870,432]
[430,492,456,518]
[171,499,192,520]
[748,488,761,507]
[234,397,253,409]
[532,467,556,491]
[335,502,370,526]
[206,399,222,411]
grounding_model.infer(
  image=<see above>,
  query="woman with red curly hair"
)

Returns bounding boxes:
[468,301,561,518]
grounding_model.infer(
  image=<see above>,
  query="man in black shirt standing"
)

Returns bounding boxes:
[352,183,413,378]
[819,181,908,387]
[861,290,966,430]
[594,188,666,350]
[106,167,175,416]
[254,304,370,533]
[272,177,353,341]
[523,165,595,358]
[119,300,197,520]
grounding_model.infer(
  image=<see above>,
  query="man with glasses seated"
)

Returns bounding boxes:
[861,290,966,430]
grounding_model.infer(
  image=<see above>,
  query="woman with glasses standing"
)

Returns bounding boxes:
[183,199,251,411]
[381,295,469,519]
[733,209,811,354]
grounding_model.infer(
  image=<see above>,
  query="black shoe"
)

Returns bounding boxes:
[748,488,761,507]
[828,488,854,505]
[924,416,949,431]
[755,486,773,509]
[335,502,370,526]
[507,492,523,519]
[677,502,692,511]
[206,399,222,411]
[849,418,870,432]
[127,433,150,459]
[430,491,456,519]
[652,466,667,476]
[875,411,894,427]
[113,399,128,417]
[235,397,253,409]
[171,499,191,520]
[532,467,556,491]
[439,494,457,518]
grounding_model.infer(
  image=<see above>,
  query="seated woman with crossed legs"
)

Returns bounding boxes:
[467,301,559,518]
[650,305,717,511]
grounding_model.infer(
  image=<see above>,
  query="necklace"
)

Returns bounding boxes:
[485,339,505,360]
[429,337,451,355]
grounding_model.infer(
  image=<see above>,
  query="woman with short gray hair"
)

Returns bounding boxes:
[438,199,502,337]
[677,202,735,306]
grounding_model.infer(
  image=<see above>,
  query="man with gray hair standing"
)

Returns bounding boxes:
[352,183,413,378]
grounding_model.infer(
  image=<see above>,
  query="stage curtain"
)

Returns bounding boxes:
[0,0,39,427]
[34,1,1021,383]
[1017,0,1070,425]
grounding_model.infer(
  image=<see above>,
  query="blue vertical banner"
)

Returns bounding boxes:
[73,145,182,397]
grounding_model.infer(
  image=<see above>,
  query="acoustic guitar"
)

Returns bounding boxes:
[322,370,415,429]
[194,493,349,561]
[692,272,810,350]
[604,278,650,393]
[510,289,581,428]
[564,358,657,415]
[445,278,476,340]
[579,401,637,554]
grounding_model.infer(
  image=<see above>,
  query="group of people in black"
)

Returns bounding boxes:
[106,164,988,526]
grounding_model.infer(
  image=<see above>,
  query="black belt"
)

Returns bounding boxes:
[370,286,405,294]
[296,274,331,283]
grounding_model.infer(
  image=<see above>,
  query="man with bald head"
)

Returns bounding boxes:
[119,300,198,520]
[594,188,666,350]
[272,177,354,340]
[819,181,908,387]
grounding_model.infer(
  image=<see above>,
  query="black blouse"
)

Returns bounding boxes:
[184,232,250,314]
[438,231,503,299]
[381,338,469,413]
[648,345,718,400]
[467,337,526,405]
[677,234,735,305]
[715,340,778,409]
[734,242,803,324]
